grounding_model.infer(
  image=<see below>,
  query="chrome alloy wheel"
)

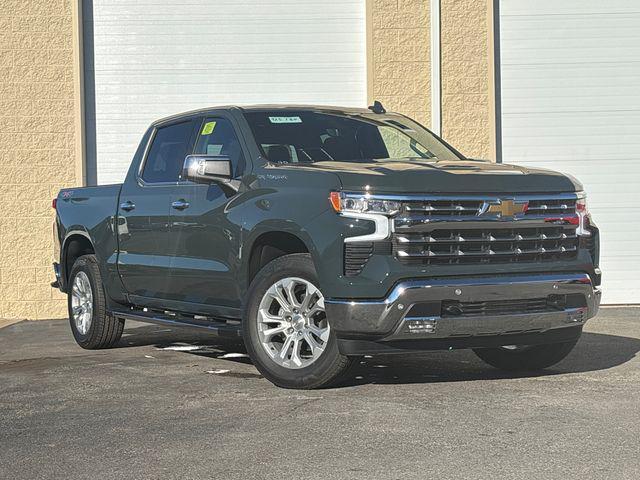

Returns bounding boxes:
[257,277,330,369]
[71,271,93,335]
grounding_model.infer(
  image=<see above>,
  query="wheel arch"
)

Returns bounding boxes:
[61,231,96,288]
[243,227,318,291]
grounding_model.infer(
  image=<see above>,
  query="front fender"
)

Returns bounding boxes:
[239,218,322,291]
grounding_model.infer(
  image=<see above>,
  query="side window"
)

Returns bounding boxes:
[194,117,245,176]
[141,121,194,183]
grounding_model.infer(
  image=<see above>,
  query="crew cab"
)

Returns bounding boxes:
[53,104,601,388]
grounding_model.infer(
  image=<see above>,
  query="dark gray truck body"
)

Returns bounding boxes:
[53,105,601,355]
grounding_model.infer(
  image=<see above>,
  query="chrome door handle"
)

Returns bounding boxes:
[171,199,190,210]
[120,201,135,212]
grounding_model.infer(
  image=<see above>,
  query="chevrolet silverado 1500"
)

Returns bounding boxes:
[53,104,601,388]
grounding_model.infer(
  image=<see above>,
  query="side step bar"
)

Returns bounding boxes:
[112,309,242,338]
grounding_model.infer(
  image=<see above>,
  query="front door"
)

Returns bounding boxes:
[165,116,248,309]
[117,119,197,299]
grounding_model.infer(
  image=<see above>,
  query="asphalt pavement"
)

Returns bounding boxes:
[0,307,638,479]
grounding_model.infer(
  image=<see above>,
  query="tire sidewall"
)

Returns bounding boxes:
[243,254,345,388]
[68,256,101,347]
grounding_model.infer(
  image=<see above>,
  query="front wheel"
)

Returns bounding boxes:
[472,336,580,372]
[243,254,354,389]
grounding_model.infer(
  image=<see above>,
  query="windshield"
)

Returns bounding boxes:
[243,110,461,164]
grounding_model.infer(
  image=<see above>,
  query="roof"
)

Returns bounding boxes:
[151,104,376,126]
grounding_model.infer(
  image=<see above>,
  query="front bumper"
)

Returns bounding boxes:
[325,273,600,355]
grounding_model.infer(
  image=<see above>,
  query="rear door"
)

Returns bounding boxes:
[164,115,248,309]
[117,119,197,299]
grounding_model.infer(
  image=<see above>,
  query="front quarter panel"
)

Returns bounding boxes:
[237,166,343,293]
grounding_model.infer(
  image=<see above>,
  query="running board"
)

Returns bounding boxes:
[112,309,242,338]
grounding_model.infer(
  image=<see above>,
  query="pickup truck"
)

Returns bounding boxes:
[53,103,601,389]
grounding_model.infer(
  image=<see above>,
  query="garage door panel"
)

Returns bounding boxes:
[94,1,363,22]
[502,96,640,114]
[92,54,362,70]
[503,121,640,148]
[85,0,366,185]
[502,63,640,82]
[94,78,365,95]
[501,0,640,16]
[502,112,640,131]
[501,141,640,159]
[502,44,640,65]
[500,0,640,303]
[94,20,364,35]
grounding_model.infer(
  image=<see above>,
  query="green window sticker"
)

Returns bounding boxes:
[268,116,302,124]
[201,121,217,135]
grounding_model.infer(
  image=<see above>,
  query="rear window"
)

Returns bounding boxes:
[243,111,460,164]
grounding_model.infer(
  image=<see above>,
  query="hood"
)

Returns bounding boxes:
[281,158,582,194]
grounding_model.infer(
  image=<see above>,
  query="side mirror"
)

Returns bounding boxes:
[182,155,232,184]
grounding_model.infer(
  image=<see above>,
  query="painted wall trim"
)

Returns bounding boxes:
[72,0,86,186]
[430,0,441,135]
[490,0,503,163]
[365,0,374,105]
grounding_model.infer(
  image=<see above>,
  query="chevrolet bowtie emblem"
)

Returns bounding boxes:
[480,199,529,218]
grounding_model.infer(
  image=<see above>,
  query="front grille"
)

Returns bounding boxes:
[525,198,576,216]
[402,199,485,217]
[396,196,577,222]
[393,226,578,265]
[441,297,565,317]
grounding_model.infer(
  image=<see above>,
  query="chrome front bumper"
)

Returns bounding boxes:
[326,273,600,346]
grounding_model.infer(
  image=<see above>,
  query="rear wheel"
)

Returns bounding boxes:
[243,254,354,389]
[68,254,124,349]
[472,336,580,371]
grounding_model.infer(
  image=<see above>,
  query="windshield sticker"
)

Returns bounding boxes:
[268,116,302,124]
[201,121,217,135]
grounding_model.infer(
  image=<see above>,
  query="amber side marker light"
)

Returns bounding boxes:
[329,191,341,212]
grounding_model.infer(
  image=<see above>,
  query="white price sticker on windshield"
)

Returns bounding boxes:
[269,116,302,124]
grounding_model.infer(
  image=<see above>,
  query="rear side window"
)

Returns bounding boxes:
[194,117,245,177]
[141,121,194,183]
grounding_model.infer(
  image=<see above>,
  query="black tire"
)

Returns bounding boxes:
[243,253,354,389]
[68,254,124,349]
[472,336,580,372]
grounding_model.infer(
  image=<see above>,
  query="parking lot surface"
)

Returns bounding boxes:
[1,308,638,480]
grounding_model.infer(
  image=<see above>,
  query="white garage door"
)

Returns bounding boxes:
[499,0,640,304]
[83,0,366,185]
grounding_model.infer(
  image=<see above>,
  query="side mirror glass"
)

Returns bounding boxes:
[182,155,232,184]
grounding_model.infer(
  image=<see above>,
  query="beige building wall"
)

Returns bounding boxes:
[368,0,494,160]
[368,0,431,126]
[0,0,77,319]
[440,0,494,160]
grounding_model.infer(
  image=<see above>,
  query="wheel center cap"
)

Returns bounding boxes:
[292,315,305,331]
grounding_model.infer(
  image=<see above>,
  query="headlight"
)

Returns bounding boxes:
[329,192,400,216]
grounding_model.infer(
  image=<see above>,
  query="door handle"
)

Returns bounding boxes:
[171,199,190,210]
[120,201,135,212]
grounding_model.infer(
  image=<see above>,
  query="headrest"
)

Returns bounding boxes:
[266,144,291,163]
